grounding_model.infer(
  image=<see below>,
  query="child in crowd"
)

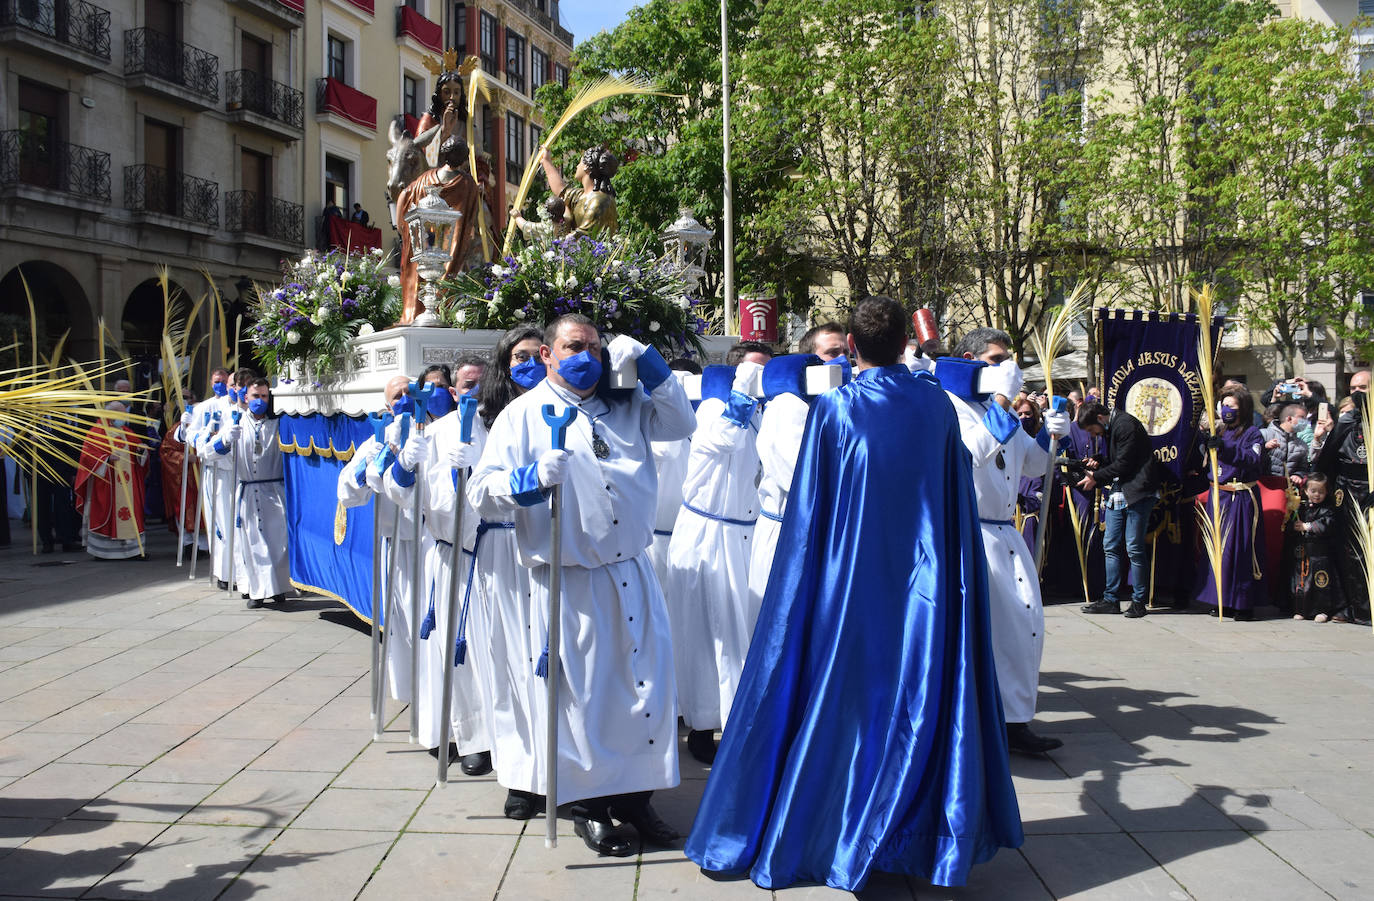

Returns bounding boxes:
[1289,473,1342,622]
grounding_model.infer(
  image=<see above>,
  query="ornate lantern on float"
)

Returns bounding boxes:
[403,185,464,327]
[661,207,714,295]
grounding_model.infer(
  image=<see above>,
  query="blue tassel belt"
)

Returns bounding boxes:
[681,500,758,527]
[422,522,512,667]
[760,508,783,523]
[980,518,1015,527]
[233,477,284,527]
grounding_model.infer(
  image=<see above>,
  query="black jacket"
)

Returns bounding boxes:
[1090,410,1163,506]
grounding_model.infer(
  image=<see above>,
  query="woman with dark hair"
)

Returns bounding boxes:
[1196,386,1268,619]
[468,325,549,820]
[535,146,619,238]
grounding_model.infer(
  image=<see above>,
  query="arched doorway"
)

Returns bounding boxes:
[121,277,190,395]
[0,261,94,364]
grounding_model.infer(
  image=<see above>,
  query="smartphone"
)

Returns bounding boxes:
[1319,402,1331,421]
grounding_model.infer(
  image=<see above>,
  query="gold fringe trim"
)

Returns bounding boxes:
[278,437,357,460]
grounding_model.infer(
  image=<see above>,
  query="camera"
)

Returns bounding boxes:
[1276,381,1302,400]
[1055,456,1089,480]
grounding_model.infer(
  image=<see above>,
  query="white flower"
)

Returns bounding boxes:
[566,275,579,289]
[676,295,691,310]
[286,330,301,345]
[371,247,384,257]
[649,321,661,332]
[543,250,557,261]
[310,310,325,326]
[455,310,466,325]
[627,268,641,283]
[594,277,603,287]
[533,293,542,301]
[514,308,526,320]
[492,264,509,277]
[611,259,624,269]
[358,323,375,336]
[315,271,331,285]
[387,274,401,288]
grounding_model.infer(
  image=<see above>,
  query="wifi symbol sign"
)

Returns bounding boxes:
[741,296,776,340]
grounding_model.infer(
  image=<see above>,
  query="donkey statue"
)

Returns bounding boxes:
[384,118,440,227]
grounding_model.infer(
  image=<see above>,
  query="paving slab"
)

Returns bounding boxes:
[1134,831,1327,901]
[356,830,515,901]
[495,831,640,901]
[0,762,138,818]
[217,827,395,900]
[86,823,276,901]
[180,768,334,827]
[59,722,200,767]
[1,818,165,897]
[247,727,368,773]
[69,780,217,824]
[1255,829,1374,901]
[129,736,274,784]
[290,785,427,832]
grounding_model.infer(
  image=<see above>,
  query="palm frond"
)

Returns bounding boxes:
[501,74,680,256]
[1191,284,1226,621]
[1030,282,1092,402]
[466,67,495,262]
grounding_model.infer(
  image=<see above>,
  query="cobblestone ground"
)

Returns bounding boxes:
[1,526,1372,900]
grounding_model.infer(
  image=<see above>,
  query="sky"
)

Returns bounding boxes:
[560,0,639,44]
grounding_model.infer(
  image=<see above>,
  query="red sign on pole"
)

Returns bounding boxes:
[738,295,778,343]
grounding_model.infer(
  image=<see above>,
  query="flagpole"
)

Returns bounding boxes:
[720,0,735,337]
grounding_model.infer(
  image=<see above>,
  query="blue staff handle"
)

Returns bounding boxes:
[539,403,576,847]
[437,393,480,786]
[408,380,438,428]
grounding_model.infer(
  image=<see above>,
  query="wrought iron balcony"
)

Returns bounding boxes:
[124,27,219,104]
[0,0,111,61]
[226,69,304,131]
[225,190,303,244]
[124,163,218,227]
[0,130,111,202]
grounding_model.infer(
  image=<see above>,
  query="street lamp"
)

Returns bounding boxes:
[403,185,463,327]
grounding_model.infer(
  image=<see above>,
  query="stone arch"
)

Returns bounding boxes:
[0,261,95,363]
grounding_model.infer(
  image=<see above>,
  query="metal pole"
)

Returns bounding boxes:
[540,404,576,849]
[205,458,219,587]
[720,0,735,337]
[369,498,382,724]
[437,397,477,787]
[374,510,405,741]
[225,405,241,598]
[1032,435,1057,574]
[188,453,204,579]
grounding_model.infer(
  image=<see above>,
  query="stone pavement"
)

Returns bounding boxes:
[2,527,1373,900]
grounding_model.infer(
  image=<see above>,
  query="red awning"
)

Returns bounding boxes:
[319,77,377,131]
[277,0,304,12]
[344,0,373,14]
[327,215,382,251]
[397,6,443,54]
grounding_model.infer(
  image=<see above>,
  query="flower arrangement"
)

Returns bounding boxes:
[250,247,402,379]
[437,235,707,356]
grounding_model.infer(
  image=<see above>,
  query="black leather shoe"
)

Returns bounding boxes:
[216,579,229,590]
[460,750,491,776]
[686,729,717,765]
[1123,602,1147,619]
[504,789,544,820]
[611,800,681,847]
[573,815,632,857]
[1007,722,1063,755]
[427,741,459,764]
[1081,599,1121,615]
[271,593,286,604]
[245,598,263,609]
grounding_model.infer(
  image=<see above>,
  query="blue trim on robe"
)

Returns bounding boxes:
[510,463,545,506]
[983,403,1020,445]
[638,346,671,391]
[213,438,230,456]
[722,390,759,428]
[390,459,417,488]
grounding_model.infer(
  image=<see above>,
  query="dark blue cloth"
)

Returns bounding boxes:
[684,364,1022,891]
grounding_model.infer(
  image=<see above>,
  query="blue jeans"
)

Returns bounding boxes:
[1103,494,1156,605]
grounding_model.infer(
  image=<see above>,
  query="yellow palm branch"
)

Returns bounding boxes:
[1191,284,1226,622]
[466,65,494,262]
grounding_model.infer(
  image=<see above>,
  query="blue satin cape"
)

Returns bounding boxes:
[683,364,1023,891]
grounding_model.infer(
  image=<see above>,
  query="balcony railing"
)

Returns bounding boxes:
[124,27,219,103]
[226,69,304,129]
[0,130,110,202]
[225,190,303,244]
[0,0,111,59]
[316,76,377,131]
[124,163,218,227]
[395,4,441,53]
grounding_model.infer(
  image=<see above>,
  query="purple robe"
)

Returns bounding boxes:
[1195,425,1268,611]
[1044,423,1105,600]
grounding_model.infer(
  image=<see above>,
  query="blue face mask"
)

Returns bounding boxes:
[392,394,414,417]
[248,398,269,416]
[427,388,455,417]
[111,418,126,429]
[510,358,546,389]
[212,382,228,397]
[557,350,602,391]
[1220,407,1239,424]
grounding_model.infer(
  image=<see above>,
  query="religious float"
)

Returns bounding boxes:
[252,53,733,622]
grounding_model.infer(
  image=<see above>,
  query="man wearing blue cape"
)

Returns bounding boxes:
[685,296,1022,891]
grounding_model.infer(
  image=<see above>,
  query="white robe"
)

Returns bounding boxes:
[468,375,695,803]
[338,435,415,704]
[208,415,290,600]
[948,392,1049,724]
[663,396,760,732]
[384,412,491,754]
[747,393,810,629]
[648,436,690,588]
[188,396,235,581]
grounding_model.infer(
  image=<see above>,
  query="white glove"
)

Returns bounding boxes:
[180,408,193,427]
[1043,410,1070,438]
[384,417,404,450]
[981,359,1024,400]
[398,432,430,471]
[447,441,478,470]
[903,346,934,373]
[733,360,765,397]
[360,440,383,466]
[536,448,572,488]
[607,334,648,372]
[225,422,242,443]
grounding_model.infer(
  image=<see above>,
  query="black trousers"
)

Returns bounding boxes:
[1335,479,1371,620]
[34,478,80,547]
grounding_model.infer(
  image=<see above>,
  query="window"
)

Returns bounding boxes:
[479,11,498,75]
[324,154,352,212]
[17,80,63,189]
[403,75,420,118]
[241,33,271,76]
[240,148,271,232]
[144,0,179,38]
[531,46,548,93]
[452,3,466,55]
[1039,75,1084,132]
[554,62,568,89]
[327,35,347,83]
[533,0,546,12]
[480,104,493,154]
[143,119,179,214]
[1361,0,1374,15]
[506,112,525,183]
[506,29,526,93]
[530,123,542,158]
